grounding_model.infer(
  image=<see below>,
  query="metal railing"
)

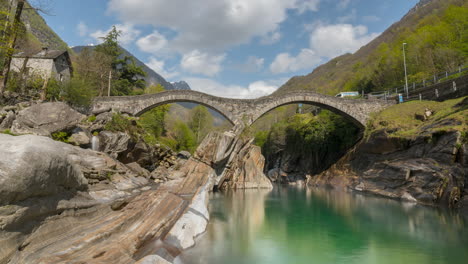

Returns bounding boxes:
[365,64,468,103]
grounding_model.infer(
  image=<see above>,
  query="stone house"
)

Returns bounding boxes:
[10,48,73,82]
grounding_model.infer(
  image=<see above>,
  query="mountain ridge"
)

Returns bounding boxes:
[274,0,467,96]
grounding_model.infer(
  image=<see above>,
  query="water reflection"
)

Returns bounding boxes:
[178,186,468,264]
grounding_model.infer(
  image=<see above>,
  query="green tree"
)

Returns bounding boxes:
[139,84,169,140]
[188,105,214,143]
[94,26,147,96]
[173,121,196,152]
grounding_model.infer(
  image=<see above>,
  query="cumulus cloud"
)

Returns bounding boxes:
[363,15,381,22]
[146,57,179,80]
[309,23,379,58]
[107,0,320,51]
[240,56,265,73]
[77,21,88,37]
[260,31,282,45]
[295,0,321,13]
[185,77,285,99]
[337,0,351,10]
[90,23,141,46]
[270,23,379,73]
[270,49,322,74]
[136,31,168,54]
[181,50,226,77]
[337,8,357,23]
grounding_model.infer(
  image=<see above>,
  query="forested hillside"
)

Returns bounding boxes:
[0,1,68,53]
[275,0,468,96]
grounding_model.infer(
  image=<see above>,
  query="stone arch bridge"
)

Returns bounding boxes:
[91,90,393,129]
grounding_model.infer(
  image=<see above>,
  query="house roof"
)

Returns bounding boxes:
[13,49,68,59]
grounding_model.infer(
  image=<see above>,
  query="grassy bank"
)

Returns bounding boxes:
[366,96,467,139]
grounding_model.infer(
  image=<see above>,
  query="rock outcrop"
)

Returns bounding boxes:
[309,130,468,209]
[218,139,273,190]
[193,130,273,190]
[10,102,85,136]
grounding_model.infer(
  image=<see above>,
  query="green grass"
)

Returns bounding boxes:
[366,96,467,139]
[1,129,17,136]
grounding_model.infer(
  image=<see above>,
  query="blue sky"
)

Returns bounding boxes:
[41,0,419,98]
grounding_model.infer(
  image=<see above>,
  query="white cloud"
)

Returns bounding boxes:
[241,56,265,72]
[146,57,179,80]
[337,0,351,10]
[309,23,379,58]
[181,50,226,77]
[363,15,381,22]
[77,21,88,37]
[185,77,285,99]
[107,0,320,52]
[136,31,168,54]
[270,49,322,74]
[90,23,141,46]
[296,0,321,13]
[337,8,357,23]
[260,31,282,45]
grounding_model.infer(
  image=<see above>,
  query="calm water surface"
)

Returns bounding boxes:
[178,186,468,264]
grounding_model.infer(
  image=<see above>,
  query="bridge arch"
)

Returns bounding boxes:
[91,90,243,125]
[250,93,372,128]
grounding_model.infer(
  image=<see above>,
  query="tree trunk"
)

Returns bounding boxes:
[40,77,49,100]
[0,0,24,95]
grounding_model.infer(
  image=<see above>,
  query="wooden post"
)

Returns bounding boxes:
[107,70,112,96]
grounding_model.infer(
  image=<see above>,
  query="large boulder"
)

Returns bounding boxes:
[0,111,15,130]
[10,102,85,136]
[98,131,131,159]
[218,140,273,190]
[0,134,88,207]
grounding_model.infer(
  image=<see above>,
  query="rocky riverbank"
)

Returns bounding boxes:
[0,100,271,263]
[308,97,468,211]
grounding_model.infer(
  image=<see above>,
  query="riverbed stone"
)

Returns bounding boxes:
[0,111,15,130]
[135,255,172,264]
[10,102,85,136]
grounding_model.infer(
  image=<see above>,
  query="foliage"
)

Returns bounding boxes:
[275,2,468,96]
[58,77,96,107]
[172,121,197,153]
[87,115,96,122]
[189,105,214,143]
[73,47,113,96]
[145,83,165,94]
[1,129,16,136]
[93,26,147,96]
[255,110,360,169]
[366,96,468,139]
[104,113,141,139]
[139,106,169,140]
[51,131,70,143]
[346,5,467,94]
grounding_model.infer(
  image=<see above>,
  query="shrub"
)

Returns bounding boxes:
[51,131,70,143]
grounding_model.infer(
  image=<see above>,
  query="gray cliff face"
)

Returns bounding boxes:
[171,81,191,90]
[309,129,468,210]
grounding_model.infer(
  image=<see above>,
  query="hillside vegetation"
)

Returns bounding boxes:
[366,96,467,139]
[275,0,468,96]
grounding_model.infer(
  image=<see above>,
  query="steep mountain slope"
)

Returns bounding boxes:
[275,0,468,96]
[171,81,191,90]
[1,1,69,53]
[72,45,176,90]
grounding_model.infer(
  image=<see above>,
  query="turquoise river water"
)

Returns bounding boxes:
[178,186,468,264]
